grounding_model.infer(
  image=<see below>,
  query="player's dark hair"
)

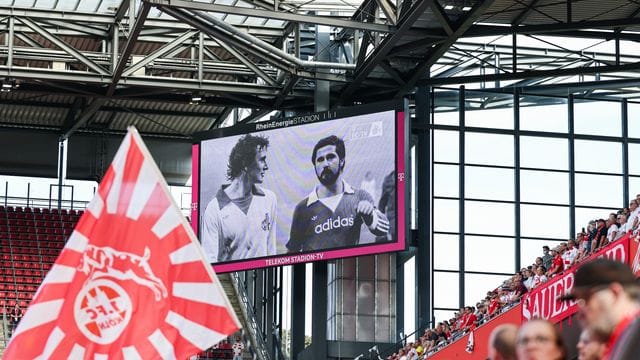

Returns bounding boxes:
[226,134,269,180]
[311,135,345,164]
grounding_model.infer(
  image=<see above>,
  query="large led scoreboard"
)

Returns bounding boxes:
[192,103,408,273]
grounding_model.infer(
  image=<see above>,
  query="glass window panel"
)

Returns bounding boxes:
[629,144,640,175]
[403,257,416,340]
[628,102,640,139]
[434,130,459,163]
[340,278,356,314]
[520,238,564,269]
[465,133,514,166]
[520,170,569,205]
[342,315,356,341]
[357,280,376,315]
[520,205,570,239]
[629,177,640,199]
[434,164,459,197]
[465,166,514,201]
[520,136,568,171]
[434,110,458,126]
[465,94,513,129]
[375,317,391,342]
[574,140,622,173]
[342,257,356,278]
[358,256,375,279]
[465,273,512,307]
[434,199,459,232]
[574,100,621,137]
[434,271,459,308]
[434,234,459,271]
[434,89,459,126]
[465,201,515,236]
[575,207,619,235]
[575,174,623,207]
[434,310,457,325]
[376,254,391,281]
[465,236,515,273]
[519,97,568,133]
[376,281,390,314]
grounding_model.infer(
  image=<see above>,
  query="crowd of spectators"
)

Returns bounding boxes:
[382,196,640,360]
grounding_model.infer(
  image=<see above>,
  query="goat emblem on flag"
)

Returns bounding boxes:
[4,127,240,359]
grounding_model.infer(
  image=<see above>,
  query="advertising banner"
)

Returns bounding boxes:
[522,236,630,323]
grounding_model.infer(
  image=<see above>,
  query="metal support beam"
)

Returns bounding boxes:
[209,107,232,130]
[291,264,306,359]
[114,0,131,23]
[512,0,542,26]
[429,1,453,36]
[122,30,196,77]
[145,0,392,32]
[426,61,640,86]
[43,19,109,37]
[375,0,397,25]
[215,38,278,87]
[62,97,86,130]
[415,84,431,332]
[18,17,109,75]
[109,2,151,95]
[238,108,271,124]
[394,0,497,97]
[341,0,434,101]
[7,16,13,67]
[273,75,298,109]
[61,98,107,140]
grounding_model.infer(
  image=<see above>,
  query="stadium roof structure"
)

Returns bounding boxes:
[1,0,640,139]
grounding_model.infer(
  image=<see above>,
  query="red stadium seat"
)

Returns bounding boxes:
[41,208,49,214]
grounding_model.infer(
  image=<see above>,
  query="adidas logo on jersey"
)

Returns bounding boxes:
[314,216,354,234]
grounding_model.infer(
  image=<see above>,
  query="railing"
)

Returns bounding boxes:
[1,195,89,211]
[230,272,271,360]
[428,235,640,359]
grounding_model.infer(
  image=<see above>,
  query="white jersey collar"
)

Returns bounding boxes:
[306,180,354,207]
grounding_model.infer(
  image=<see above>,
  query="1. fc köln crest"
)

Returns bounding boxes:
[4,128,240,359]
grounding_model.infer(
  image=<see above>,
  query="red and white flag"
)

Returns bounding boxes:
[4,127,240,359]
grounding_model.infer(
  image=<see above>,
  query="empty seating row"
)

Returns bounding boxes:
[0,299,29,309]
[0,284,38,292]
[1,228,72,237]
[2,238,66,248]
[0,292,35,301]
[1,255,52,263]
[0,206,83,216]
[6,247,61,257]
[0,270,44,282]
[0,220,76,229]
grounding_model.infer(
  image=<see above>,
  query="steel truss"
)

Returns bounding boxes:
[0,0,639,137]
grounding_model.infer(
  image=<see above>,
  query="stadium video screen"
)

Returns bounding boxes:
[192,103,407,273]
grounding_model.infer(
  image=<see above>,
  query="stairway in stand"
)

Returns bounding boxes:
[218,272,259,360]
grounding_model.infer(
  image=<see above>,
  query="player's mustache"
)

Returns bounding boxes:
[321,168,334,177]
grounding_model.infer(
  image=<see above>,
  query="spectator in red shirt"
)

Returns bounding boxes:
[546,249,563,277]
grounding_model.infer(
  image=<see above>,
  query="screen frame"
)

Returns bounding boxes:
[192,101,408,273]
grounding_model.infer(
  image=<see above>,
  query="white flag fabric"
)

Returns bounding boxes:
[465,330,475,354]
[4,127,240,359]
